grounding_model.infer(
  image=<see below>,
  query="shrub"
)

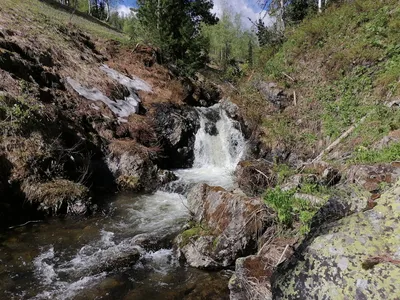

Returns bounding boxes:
[263,187,319,234]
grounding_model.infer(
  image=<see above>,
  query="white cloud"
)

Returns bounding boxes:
[211,0,273,29]
[116,5,133,17]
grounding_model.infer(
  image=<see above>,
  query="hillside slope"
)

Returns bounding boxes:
[0,0,206,227]
[231,0,400,164]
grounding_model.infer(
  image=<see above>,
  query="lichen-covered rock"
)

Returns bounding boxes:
[176,183,274,269]
[272,179,400,299]
[235,160,276,196]
[22,179,90,215]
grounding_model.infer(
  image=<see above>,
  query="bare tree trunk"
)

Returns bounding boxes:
[88,0,91,15]
[105,0,110,22]
[318,0,322,13]
[280,0,285,30]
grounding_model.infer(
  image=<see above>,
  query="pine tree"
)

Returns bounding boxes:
[137,0,218,74]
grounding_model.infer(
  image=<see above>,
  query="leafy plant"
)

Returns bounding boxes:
[263,187,319,234]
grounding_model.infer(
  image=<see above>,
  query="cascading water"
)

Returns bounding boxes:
[0,103,246,299]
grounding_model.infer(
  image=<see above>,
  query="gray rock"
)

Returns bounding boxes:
[176,184,274,269]
[272,179,400,299]
[153,103,200,168]
[256,81,291,110]
[106,142,158,192]
[220,98,240,120]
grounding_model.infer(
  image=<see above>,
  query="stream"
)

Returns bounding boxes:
[0,104,246,300]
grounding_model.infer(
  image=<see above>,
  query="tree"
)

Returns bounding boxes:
[136,0,218,74]
[201,6,258,69]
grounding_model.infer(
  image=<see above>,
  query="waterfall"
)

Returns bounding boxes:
[193,104,245,170]
[167,103,246,193]
[5,103,246,300]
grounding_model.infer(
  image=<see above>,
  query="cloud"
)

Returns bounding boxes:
[211,0,273,29]
[116,5,133,17]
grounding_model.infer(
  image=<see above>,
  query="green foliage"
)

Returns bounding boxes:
[352,142,400,164]
[273,163,295,184]
[136,0,218,75]
[202,8,258,71]
[263,187,319,234]
[0,93,41,134]
[317,67,374,139]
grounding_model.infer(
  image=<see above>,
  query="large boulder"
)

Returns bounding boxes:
[153,103,200,168]
[272,179,400,299]
[106,140,159,192]
[176,183,274,269]
[235,160,277,196]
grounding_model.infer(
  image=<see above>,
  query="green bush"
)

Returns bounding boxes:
[263,187,319,234]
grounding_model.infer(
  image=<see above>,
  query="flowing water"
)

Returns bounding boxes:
[0,104,246,300]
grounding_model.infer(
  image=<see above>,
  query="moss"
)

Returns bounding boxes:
[179,226,203,247]
[179,225,212,247]
[351,142,400,164]
[116,175,140,191]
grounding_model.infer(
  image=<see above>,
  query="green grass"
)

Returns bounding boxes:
[352,142,400,164]
[245,0,400,159]
[1,0,129,43]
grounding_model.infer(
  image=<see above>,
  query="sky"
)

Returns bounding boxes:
[116,0,272,28]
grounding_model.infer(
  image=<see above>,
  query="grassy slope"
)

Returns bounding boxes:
[236,0,400,163]
[0,0,128,43]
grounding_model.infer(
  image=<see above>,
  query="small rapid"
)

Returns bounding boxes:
[0,103,246,299]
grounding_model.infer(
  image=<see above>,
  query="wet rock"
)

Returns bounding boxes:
[153,103,200,168]
[220,98,240,120]
[107,140,158,192]
[272,179,400,299]
[157,169,178,185]
[22,179,91,215]
[176,184,274,269]
[235,160,276,196]
[256,81,291,110]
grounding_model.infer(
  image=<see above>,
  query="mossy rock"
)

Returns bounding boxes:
[272,179,400,299]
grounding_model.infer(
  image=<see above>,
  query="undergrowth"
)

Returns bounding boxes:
[352,142,400,163]
[264,187,320,235]
[235,0,400,160]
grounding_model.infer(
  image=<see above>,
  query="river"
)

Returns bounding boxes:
[0,103,246,299]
